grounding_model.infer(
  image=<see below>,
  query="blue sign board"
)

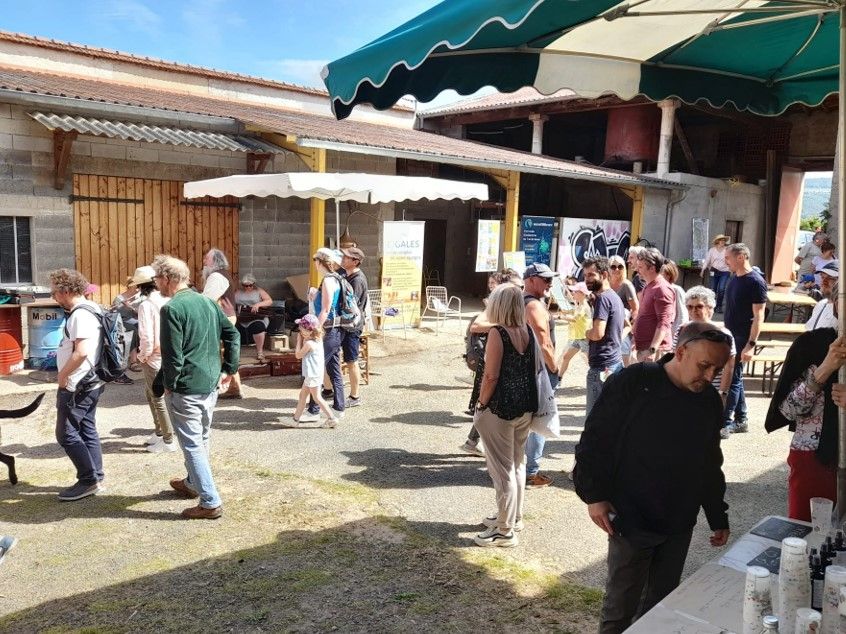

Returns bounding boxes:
[520,215,555,266]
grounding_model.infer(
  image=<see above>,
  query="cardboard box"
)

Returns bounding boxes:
[286,274,310,302]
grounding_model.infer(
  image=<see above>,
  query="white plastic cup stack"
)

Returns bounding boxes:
[821,565,846,633]
[794,607,821,633]
[779,537,811,634]
[743,566,773,634]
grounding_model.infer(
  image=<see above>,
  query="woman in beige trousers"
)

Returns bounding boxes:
[472,283,539,548]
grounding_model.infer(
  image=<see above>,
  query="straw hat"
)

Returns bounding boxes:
[712,234,730,245]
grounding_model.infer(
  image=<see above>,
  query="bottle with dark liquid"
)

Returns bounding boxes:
[811,554,825,611]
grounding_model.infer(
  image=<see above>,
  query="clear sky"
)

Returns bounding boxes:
[0,0,441,88]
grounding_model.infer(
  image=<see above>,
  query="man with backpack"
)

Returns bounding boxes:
[573,321,732,633]
[338,247,368,408]
[51,268,106,502]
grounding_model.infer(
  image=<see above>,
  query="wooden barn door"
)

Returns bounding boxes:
[72,174,239,305]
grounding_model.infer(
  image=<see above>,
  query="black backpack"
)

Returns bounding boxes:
[324,273,362,331]
[66,303,128,383]
[464,316,486,372]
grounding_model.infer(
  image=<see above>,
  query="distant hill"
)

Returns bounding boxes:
[803,177,831,219]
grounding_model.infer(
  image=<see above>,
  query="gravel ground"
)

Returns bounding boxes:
[0,320,790,625]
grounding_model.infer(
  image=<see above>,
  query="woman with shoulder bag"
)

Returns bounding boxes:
[473,283,539,548]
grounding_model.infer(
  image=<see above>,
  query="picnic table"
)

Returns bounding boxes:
[767,290,817,323]
[713,321,805,336]
[628,516,813,633]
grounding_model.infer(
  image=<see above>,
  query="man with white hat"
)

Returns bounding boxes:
[806,261,839,331]
[131,264,175,453]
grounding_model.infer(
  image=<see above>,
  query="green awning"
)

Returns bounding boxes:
[323,0,839,120]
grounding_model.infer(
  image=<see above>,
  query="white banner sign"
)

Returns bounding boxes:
[502,251,527,277]
[475,220,501,272]
[381,221,425,320]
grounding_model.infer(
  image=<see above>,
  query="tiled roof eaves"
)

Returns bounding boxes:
[0,66,683,191]
[0,30,417,112]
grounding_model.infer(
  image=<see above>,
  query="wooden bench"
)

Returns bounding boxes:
[746,351,787,396]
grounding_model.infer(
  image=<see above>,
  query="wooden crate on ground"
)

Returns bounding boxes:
[268,352,301,376]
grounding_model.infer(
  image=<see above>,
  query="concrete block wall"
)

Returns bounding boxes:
[641,173,764,267]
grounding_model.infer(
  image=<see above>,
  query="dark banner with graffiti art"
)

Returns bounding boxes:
[519,215,555,266]
[556,218,631,281]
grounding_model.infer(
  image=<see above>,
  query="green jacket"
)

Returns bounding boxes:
[160,288,240,395]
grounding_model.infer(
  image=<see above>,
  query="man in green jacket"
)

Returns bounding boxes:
[153,254,239,520]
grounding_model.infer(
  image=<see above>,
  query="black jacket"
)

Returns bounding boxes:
[764,328,838,466]
[574,358,729,538]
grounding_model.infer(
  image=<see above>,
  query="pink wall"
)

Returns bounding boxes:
[771,167,804,284]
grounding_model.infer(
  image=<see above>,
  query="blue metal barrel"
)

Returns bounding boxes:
[28,306,66,370]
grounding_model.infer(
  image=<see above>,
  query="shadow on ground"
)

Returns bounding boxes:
[342,448,491,489]
[0,517,600,633]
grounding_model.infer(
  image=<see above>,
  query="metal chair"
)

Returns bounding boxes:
[421,286,462,335]
[366,288,407,340]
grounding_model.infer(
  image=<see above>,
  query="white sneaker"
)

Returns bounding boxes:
[332,409,345,420]
[145,433,161,445]
[321,418,338,429]
[483,515,524,532]
[147,438,177,453]
[298,412,320,423]
[474,526,518,548]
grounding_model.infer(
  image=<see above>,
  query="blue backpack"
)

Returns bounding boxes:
[324,273,362,331]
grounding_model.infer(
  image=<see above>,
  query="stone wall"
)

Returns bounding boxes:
[641,173,764,267]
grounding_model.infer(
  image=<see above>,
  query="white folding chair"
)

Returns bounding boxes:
[421,286,462,335]
[367,289,407,340]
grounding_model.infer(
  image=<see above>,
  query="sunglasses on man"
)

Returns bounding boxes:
[680,328,732,347]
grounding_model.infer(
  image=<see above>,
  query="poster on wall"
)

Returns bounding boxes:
[520,215,555,265]
[381,221,425,322]
[691,217,710,263]
[502,251,527,277]
[557,218,631,281]
[475,219,500,272]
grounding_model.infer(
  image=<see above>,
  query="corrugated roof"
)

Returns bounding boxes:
[420,87,578,118]
[0,67,682,191]
[28,111,287,154]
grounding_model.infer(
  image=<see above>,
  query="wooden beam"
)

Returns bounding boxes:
[503,171,520,252]
[53,129,77,190]
[672,118,699,175]
[246,152,273,174]
[307,148,327,288]
[630,186,644,247]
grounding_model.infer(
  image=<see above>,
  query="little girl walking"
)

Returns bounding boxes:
[289,314,338,428]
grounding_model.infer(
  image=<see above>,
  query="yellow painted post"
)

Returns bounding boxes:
[630,185,644,245]
[308,148,327,287]
[503,171,520,251]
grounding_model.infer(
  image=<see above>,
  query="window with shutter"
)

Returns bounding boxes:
[0,216,32,284]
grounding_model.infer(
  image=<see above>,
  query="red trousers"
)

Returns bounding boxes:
[787,449,836,522]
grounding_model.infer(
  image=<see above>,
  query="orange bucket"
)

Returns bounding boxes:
[0,332,24,375]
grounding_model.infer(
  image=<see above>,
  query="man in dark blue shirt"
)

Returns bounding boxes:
[583,257,625,415]
[722,243,768,435]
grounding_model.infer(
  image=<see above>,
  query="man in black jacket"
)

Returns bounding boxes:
[574,321,732,634]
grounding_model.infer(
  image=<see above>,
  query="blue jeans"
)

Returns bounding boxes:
[711,270,730,311]
[723,351,748,426]
[586,362,624,416]
[166,391,222,509]
[308,326,345,414]
[526,370,559,476]
[55,386,104,486]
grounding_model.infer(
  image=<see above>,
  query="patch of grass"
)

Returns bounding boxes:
[392,591,419,603]
[542,578,603,613]
[279,568,331,592]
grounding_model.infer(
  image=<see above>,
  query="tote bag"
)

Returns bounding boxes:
[530,335,560,438]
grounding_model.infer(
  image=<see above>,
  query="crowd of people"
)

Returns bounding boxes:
[461,231,846,632]
[49,243,371,516]
[42,227,846,632]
